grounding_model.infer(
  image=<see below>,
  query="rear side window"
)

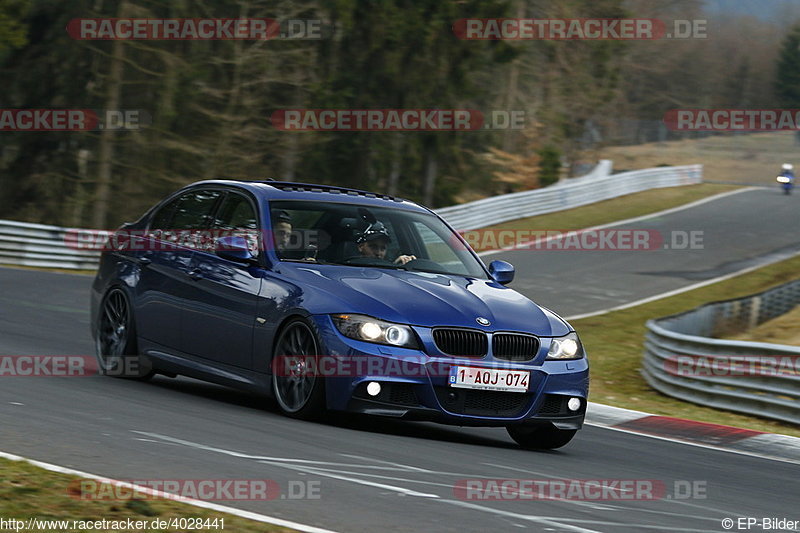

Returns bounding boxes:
[150,189,222,249]
[150,197,179,230]
[171,190,222,230]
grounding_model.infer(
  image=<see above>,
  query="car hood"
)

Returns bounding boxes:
[280,264,570,336]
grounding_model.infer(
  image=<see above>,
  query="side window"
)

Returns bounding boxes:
[213,193,259,253]
[171,190,222,230]
[268,206,325,260]
[158,189,222,249]
[150,197,179,231]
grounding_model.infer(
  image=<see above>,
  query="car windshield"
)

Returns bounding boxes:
[269,200,488,279]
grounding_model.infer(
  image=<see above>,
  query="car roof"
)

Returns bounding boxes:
[187,179,432,214]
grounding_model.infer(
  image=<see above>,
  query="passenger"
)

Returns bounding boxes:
[271,210,293,252]
[272,210,317,261]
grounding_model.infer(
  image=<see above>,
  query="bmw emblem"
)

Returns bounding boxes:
[476,317,491,326]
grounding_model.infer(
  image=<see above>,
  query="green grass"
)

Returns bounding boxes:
[0,458,296,532]
[574,253,800,437]
[0,264,96,276]
[725,304,800,346]
[592,130,799,184]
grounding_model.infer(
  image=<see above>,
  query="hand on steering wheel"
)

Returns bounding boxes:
[394,254,417,265]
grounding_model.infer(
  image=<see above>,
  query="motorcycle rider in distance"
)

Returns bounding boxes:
[777,163,795,195]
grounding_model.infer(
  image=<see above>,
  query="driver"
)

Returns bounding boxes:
[356,221,416,265]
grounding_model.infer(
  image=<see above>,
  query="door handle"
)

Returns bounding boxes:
[188,268,203,281]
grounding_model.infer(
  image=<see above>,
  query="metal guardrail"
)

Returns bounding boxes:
[642,279,800,425]
[0,160,703,270]
[0,220,100,270]
[436,161,703,230]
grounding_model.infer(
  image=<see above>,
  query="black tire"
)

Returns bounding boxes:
[95,288,154,380]
[507,424,577,450]
[271,318,326,420]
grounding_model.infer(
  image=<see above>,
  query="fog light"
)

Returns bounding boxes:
[366,381,381,397]
[567,397,581,411]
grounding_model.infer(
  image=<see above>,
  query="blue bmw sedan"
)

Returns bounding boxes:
[91,180,589,449]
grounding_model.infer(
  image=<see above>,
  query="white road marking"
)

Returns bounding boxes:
[263,463,456,490]
[438,499,605,533]
[0,449,337,533]
[482,462,635,493]
[478,187,755,258]
[132,430,741,531]
[468,185,800,322]
[261,460,440,498]
[338,453,432,472]
[521,514,729,532]
[134,430,483,476]
[584,423,800,466]
[132,431,425,471]
[564,247,800,321]
[481,462,734,522]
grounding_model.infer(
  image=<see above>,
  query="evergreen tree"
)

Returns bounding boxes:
[775,25,800,107]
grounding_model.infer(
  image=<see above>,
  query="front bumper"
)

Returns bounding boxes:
[310,315,590,428]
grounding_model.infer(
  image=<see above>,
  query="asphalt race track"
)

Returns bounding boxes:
[0,187,798,532]
[488,188,800,318]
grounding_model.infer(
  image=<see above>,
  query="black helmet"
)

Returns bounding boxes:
[356,221,391,244]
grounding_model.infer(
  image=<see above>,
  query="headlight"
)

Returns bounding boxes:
[546,332,584,360]
[332,314,419,349]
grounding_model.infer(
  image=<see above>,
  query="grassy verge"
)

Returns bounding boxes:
[725,305,800,346]
[468,183,740,252]
[0,264,96,276]
[0,457,296,532]
[586,130,797,184]
[574,253,800,437]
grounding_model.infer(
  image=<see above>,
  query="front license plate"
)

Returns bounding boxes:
[449,366,529,392]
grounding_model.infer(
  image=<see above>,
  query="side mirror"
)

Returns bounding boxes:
[215,236,257,264]
[488,260,514,285]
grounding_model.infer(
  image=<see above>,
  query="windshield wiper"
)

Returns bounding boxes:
[402,266,455,275]
[338,258,409,269]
